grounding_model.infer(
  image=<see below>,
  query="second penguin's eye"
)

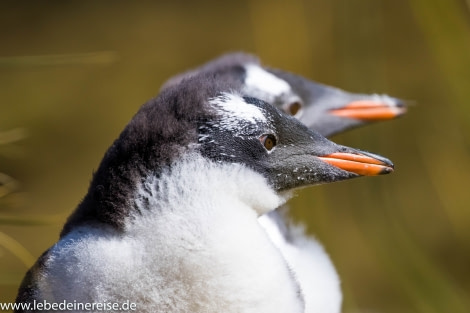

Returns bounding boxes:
[282,101,303,116]
[259,134,277,151]
[287,101,302,116]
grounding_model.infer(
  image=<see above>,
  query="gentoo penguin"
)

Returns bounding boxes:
[16,73,394,313]
[162,52,405,313]
[161,52,406,137]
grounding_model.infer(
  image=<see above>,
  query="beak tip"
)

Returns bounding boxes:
[394,105,407,116]
[395,99,407,108]
[380,166,394,175]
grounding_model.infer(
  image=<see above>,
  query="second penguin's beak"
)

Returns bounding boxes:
[329,99,407,121]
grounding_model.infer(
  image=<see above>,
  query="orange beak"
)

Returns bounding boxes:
[329,100,406,120]
[318,152,394,176]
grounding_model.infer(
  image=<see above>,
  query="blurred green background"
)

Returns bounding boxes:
[1,1,469,312]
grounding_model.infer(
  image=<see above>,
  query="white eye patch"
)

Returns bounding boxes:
[205,92,269,140]
[210,92,267,123]
[243,64,292,102]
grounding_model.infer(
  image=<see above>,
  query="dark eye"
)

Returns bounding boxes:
[259,134,277,151]
[285,101,302,116]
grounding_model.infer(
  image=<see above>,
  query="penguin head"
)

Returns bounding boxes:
[62,73,393,234]
[161,52,406,137]
[197,87,393,192]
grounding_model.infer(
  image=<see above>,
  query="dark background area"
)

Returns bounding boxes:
[1,1,469,312]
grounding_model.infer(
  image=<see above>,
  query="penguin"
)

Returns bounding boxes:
[15,73,394,313]
[161,52,406,137]
[161,52,405,313]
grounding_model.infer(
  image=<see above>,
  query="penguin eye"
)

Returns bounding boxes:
[286,101,302,116]
[259,134,277,151]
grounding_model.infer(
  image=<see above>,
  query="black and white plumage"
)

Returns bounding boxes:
[16,73,393,313]
[162,52,406,137]
[162,53,405,313]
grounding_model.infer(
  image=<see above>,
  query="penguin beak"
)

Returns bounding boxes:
[329,99,407,121]
[318,150,394,176]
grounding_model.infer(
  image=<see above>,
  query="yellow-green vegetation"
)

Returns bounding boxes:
[1,1,469,312]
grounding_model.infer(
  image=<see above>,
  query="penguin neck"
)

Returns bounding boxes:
[119,154,304,312]
[130,153,288,224]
